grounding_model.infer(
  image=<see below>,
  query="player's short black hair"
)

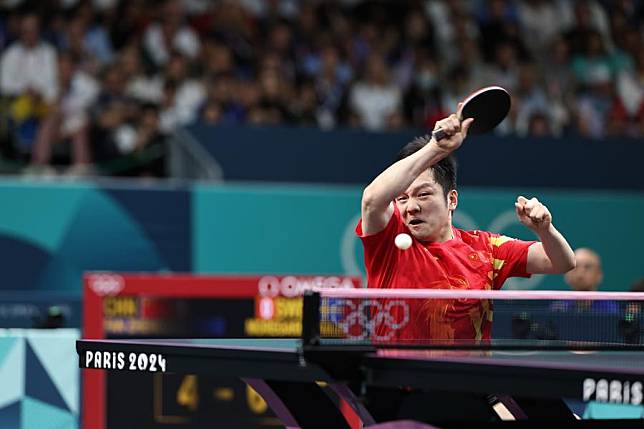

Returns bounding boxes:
[395,135,457,198]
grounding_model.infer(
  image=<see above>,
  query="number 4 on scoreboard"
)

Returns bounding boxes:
[177,375,199,411]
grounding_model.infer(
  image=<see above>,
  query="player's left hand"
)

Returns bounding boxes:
[515,196,552,233]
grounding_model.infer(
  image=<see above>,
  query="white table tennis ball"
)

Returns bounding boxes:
[395,233,413,250]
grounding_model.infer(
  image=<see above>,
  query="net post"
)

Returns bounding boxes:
[302,289,320,346]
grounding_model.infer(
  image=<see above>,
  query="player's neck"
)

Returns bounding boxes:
[427,224,454,244]
[440,225,455,242]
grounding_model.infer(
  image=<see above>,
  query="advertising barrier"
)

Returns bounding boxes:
[82,273,362,429]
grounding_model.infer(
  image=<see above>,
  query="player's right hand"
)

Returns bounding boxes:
[432,103,474,154]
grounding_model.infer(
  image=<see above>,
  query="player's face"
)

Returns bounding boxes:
[395,169,456,242]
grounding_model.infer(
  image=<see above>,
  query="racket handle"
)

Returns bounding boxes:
[432,128,447,141]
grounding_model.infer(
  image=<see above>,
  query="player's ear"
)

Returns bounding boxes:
[448,189,458,211]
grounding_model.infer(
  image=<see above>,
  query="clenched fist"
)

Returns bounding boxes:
[432,103,474,155]
[515,196,552,233]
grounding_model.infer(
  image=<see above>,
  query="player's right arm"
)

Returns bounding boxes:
[360,113,472,235]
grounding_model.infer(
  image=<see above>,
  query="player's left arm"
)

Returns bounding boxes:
[515,196,576,274]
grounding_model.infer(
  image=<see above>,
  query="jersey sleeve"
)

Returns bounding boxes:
[355,205,403,288]
[488,233,537,289]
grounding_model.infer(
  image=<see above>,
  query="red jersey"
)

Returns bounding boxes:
[356,206,535,342]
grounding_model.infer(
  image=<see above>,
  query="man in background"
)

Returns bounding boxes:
[563,247,617,313]
[565,247,602,292]
[0,14,58,156]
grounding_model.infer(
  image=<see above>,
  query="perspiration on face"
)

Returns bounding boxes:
[395,169,454,242]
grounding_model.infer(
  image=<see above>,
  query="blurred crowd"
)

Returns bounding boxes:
[0,0,642,177]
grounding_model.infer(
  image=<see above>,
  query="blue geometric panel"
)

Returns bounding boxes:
[25,343,69,411]
[0,338,24,408]
[21,397,75,429]
[102,187,192,271]
[54,191,166,285]
[0,337,17,364]
[0,236,51,291]
[27,333,79,414]
[0,401,20,429]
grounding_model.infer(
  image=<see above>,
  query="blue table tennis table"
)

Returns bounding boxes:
[77,337,644,427]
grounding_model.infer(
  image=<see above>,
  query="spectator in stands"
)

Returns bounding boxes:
[88,96,125,169]
[143,0,200,67]
[402,51,445,129]
[313,44,351,129]
[394,7,435,90]
[526,111,553,137]
[120,45,163,104]
[561,247,618,313]
[486,41,520,94]
[104,1,147,52]
[631,279,644,293]
[235,79,262,122]
[349,54,401,131]
[572,29,625,139]
[627,278,644,316]
[256,66,289,125]
[89,64,141,169]
[289,80,318,126]
[264,20,296,79]
[563,2,611,57]
[120,103,167,177]
[517,0,565,62]
[0,0,642,177]
[571,31,615,89]
[200,99,223,125]
[617,278,643,344]
[0,14,57,155]
[543,37,574,135]
[0,13,57,103]
[28,53,99,176]
[62,4,114,70]
[514,62,551,136]
[616,49,644,136]
[160,53,206,130]
[565,248,603,292]
[476,0,529,64]
[201,40,236,77]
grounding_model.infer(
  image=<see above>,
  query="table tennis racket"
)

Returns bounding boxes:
[433,86,511,141]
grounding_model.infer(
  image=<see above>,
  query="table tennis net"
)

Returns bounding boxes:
[302,289,644,348]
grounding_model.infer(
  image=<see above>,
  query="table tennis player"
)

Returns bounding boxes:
[356,107,576,342]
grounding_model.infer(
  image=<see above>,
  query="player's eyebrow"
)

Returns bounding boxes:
[409,182,434,193]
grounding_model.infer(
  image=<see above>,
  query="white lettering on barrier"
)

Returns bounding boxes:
[610,380,622,403]
[596,379,609,402]
[258,276,356,298]
[84,350,166,372]
[633,382,643,405]
[583,378,595,401]
[583,378,643,405]
[258,297,274,320]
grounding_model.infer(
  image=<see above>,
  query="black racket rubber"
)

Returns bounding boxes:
[432,86,511,140]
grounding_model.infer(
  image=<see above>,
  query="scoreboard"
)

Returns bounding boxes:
[82,273,361,429]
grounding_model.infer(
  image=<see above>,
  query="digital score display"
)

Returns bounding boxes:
[83,273,361,429]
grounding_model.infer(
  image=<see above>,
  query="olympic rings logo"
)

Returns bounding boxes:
[326,298,410,341]
[87,274,125,296]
